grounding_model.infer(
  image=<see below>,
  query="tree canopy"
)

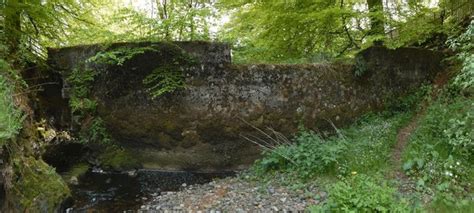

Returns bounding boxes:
[0,0,472,65]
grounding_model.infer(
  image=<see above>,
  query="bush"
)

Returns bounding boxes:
[253,129,347,179]
[310,174,411,212]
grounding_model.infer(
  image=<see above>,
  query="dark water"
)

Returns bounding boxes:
[66,169,233,212]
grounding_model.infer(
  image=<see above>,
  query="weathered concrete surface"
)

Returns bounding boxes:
[47,42,444,171]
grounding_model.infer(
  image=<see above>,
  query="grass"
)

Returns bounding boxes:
[338,112,412,175]
[0,68,23,144]
[250,110,413,180]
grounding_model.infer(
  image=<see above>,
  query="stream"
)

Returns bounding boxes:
[64,169,233,212]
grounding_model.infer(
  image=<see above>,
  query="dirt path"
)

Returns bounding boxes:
[391,115,420,179]
[389,71,451,191]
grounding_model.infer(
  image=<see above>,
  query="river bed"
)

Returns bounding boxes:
[64,169,233,212]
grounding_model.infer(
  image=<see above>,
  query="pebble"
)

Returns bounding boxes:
[139,175,320,211]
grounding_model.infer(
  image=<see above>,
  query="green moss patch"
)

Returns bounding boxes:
[98,147,140,171]
[10,156,70,212]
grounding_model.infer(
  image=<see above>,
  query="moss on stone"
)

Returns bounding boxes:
[98,147,140,171]
[10,156,70,212]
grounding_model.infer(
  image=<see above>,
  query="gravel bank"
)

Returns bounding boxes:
[138,175,324,212]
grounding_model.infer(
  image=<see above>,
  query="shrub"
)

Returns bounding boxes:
[143,65,186,99]
[253,129,347,179]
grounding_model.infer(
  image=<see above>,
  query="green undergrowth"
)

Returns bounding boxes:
[0,63,23,145]
[250,85,473,211]
[251,111,412,180]
[309,174,413,212]
[247,111,415,211]
[402,93,473,210]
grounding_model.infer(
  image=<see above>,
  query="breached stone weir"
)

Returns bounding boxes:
[46,41,444,171]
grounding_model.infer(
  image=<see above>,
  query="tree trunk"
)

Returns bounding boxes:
[367,0,384,36]
[156,0,171,40]
[4,0,22,58]
[189,0,195,40]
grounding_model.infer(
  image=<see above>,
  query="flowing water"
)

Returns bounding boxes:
[64,169,233,212]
